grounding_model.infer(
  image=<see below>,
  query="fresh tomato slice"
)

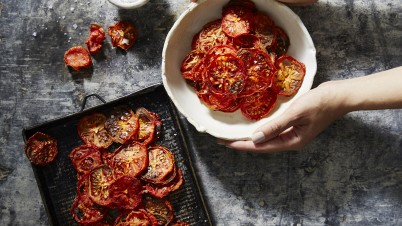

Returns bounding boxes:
[87,165,115,206]
[70,145,103,176]
[272,55,306,97]
[204,54,247,96]
[105,105,139,144]
[78,113,113,148]
[221,6,253,38]
[85,24,106,55]
[240,89,277,121]
[108,21,137,51]
[237,48,275,97]
[143,195,174,226]
[70,193,107,225]
[64,46,92,71]
[141,146,175,184]
[193,19,230,53]
[25,132,58,166]
[108,176,142,210]
[112,141,148,178]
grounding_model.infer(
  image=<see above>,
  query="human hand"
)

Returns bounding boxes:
[219,82,346,153]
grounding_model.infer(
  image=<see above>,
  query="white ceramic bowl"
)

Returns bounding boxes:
[162,0,317,141]
[107,0,149,9]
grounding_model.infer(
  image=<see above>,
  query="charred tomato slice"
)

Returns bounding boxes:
[111,141,148,178]
[25,132,58,166]
[240,89,277,121]
[272,55,306,97]
[105,105,139,144]
[78,113,113,148]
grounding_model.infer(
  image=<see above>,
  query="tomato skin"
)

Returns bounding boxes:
[272,55,306,97]
[64,46,92,71]
[25,132,58,166]
[108,21,137,51]
[240,89,277,121]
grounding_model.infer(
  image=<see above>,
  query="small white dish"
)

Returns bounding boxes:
[107,0,149,9]
[162,0,317,141]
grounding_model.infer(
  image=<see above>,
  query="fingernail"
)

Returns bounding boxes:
[251,131,265,144]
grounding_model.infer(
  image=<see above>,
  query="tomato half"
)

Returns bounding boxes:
[108,176,142,210]
[272,55,306,97]
[237,48,275,97]
[78,113,113,148]
[64,46,92,71]
[25,132,58,166]
[221,6,253,38]
[85,24,106,55]
[141,146,175,184]
[108,21,137,51]
[105,106,139,144]
[240,89,277,121]
[70,193,107,224]
[112,141,148,178]
[87,165,115,206]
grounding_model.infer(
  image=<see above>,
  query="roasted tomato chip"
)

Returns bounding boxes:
[109,176,142,210]
[115,209,158,226]
[108,21,137,51]
[141,146,175,184]
[78,113,113,148]
[180,50,205,81]
[223,0,256,11]
[193,19,230,52]
[70,193,106,225]
[143,195,174,226]
[145,167,184,198]
[87,165,115,206]
[85,24,106,55]
[70,145,103,176]
[133,108,159,145]
[112,141,148,178]
[64,46,92,71]
[240,89,277,121]
[25,132,58,166]
[272,55,306,97]
[221,6,253,38]
[105,105,139,144]
[272,26,290,58]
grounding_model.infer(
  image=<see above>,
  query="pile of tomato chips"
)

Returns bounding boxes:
[70,106,188,225]
[181,0,306,121]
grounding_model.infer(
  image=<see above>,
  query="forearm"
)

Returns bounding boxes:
[323,66,402,114]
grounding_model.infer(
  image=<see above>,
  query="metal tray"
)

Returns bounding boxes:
[22,84,212,226]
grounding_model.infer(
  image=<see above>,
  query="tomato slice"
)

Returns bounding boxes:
[253,12,276,50]
[237,48,275,97]
[70,193,107,225]
[180,50,205,82]
[141,146,175,184]
[144,167,183,198]
[272,55,306,97]
[85,24,106,55]
[108,21,137,51]
[193,19,230,53]
[133,108,161,145]
[78,113,113,148]
[105,106,139,144]
[115,209,158,226]
[64,46,92,71]
[272,26,290,58]
[108,176,142,210]
[70,145,103,176]
[204,54,247,96]
[87,165,115,206]
[112,141,148,178]
[221,6,253,38]
[25,132,58,166]
[143,195,174,226]
[240,89,277,121]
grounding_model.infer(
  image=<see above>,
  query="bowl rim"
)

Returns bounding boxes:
[162,0,317,140]
[107,0,150,9]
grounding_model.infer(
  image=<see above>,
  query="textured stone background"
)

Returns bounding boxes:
[0,0,401,225]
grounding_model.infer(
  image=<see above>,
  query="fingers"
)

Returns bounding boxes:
[251,113,295,144]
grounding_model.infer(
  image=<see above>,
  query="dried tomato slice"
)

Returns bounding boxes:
[78,113,113,148]
[237,48,275,97]
[108,176,142,210]
[85,24,106,55]
[115,209,158,226]
[204,54,247,96]
[240,89,277,121]
[70,145,103,176]
[143,195,174,226]
[272,26,290,58]
[180,50,205,81]
[87,165,115,206]
[133,108,161,146]
[108,21,137,51]
[70,193,107,225]
[25,132,58,166]
[221,6,253,38]
[112,141,148,178]
[141,146,175,184]
[272,55,306,97]
[64,46,92,71]
[105,106,139,144]
[233,34,260,49]
[193,19,230,53]
[144,167,184,198]
[253,12,276,50]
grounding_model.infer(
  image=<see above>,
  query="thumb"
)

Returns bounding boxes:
[251,114,295,144]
